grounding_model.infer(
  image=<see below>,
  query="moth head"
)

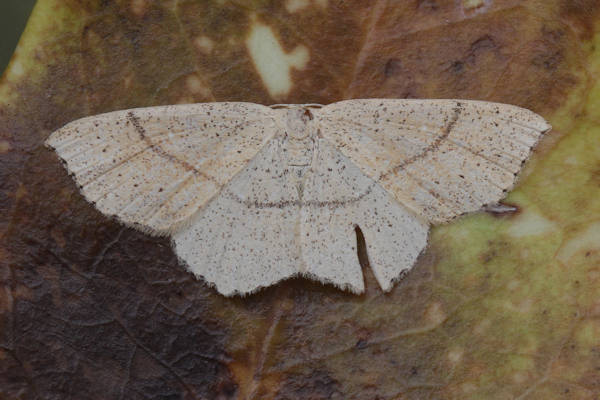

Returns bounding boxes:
[281,106,315,140]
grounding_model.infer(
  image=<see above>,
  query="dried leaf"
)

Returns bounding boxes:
[1,0,599,398]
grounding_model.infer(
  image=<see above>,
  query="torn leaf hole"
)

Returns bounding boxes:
[355,225,371,271]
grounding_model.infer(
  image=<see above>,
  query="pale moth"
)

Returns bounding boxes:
[46,99,550,296]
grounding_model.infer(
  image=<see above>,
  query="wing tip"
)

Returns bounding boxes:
[45,121,80,150]
[528,113,552,135]
[540,120,552,134]
[44,129,61,149]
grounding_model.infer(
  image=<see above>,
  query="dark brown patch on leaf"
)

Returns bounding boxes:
[589,164,600,187]
[1,148,235,399]
[275,370,341,400]
[383,58,403,78]
[560,0,600,40]
[465,35,498,65]
[343,2,583,114]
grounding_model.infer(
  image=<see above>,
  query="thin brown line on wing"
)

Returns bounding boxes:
[381,102,463,180]
[224,184,376,209]
[126,111,219,185]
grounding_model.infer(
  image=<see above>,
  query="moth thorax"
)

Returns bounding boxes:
[285,135,314,167]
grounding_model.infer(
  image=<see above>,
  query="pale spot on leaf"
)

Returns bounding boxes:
[285,0,309,13]
[424,301,446,325]
[194,36,214,54]
[185,75,210,96]
[517,298,533,314]
[507,279,521,291]
[461,382,477,394]
[474,318,491,335]
[9,59,24,78]
[588,268,600,282]
[15,184,27,200]
[285,0,328,13]
[0,140,11,153]
[123,74,134,89]
[447,347,464,364]
[131,0,147,16]
[506,209,557,238]
[463,0,485,10]
[245,20,309,99]
[575,320,600,348]
[503,297,534,314]
[563,155,580,166]
[555,222,600,265]
[512,370,530,384]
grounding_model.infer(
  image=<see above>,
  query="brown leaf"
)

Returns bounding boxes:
[1,0,600,398]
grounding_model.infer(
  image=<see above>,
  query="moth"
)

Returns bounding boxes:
[46,99,550,296]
